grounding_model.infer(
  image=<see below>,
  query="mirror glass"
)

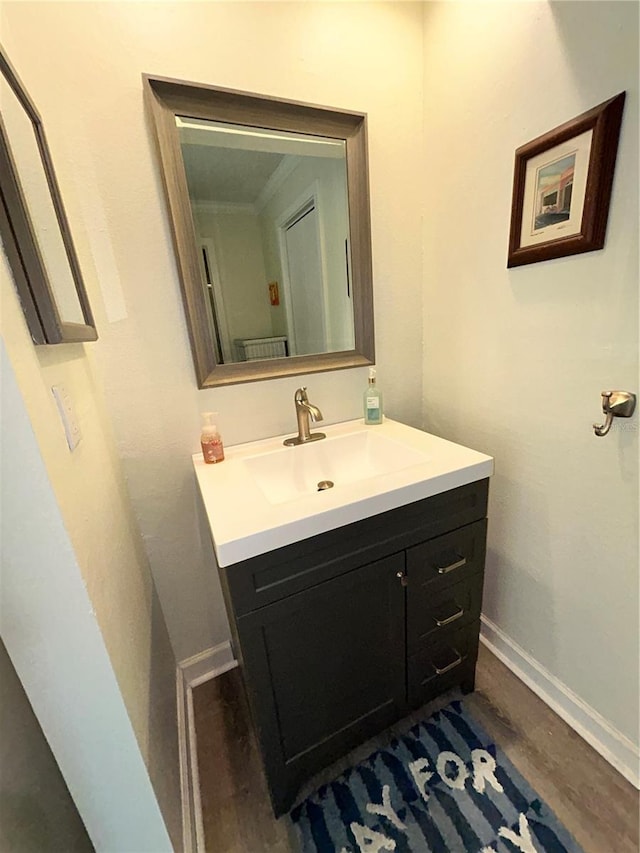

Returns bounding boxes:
[177,117,354,364]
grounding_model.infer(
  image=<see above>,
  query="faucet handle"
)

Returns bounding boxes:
[295,387,308,403]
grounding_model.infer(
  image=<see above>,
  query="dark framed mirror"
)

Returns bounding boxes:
[0,47,97,344]
[144,75,374,388]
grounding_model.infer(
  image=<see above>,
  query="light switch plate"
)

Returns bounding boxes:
[51,385,82,451]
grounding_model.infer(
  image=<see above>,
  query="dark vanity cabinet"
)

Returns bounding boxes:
[217,478,489,816]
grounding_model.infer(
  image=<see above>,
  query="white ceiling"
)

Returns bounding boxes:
[181,144,284,204]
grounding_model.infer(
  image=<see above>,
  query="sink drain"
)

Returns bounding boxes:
[317,480,334,491]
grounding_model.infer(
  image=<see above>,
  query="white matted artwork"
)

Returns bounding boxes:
[519,129,592,249]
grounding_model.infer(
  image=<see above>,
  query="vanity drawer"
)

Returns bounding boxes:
[406,519,487,593]
[407,571,483,654]
[226,480,489,616]
[408,620,480,707]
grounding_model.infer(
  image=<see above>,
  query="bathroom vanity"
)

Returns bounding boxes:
[194,419,492,816]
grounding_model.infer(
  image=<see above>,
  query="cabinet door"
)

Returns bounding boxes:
[237,552,406,815]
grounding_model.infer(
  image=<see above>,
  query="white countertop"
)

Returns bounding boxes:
[193,418,493,567]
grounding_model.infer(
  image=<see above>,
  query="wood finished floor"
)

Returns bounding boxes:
[192,645,639,852]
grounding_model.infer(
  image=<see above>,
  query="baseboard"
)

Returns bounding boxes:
[179,641,238,690]
[177,642,238,852]
[480,614,640,789]
[176,667,197,853]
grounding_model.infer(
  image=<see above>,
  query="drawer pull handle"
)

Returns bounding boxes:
[435,607,464,627]
[434,651,463,675]
[437,556,467,575]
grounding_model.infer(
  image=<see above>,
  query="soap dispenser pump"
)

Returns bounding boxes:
[363,367,383,425]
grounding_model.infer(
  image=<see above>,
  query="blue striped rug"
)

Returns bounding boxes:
[290,700,583,852]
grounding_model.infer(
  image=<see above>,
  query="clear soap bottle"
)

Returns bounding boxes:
[201,412,225,464]
[363,367,383,425]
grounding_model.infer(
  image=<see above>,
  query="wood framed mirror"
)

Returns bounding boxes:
[0,48,97,344]
[144,75,374,388]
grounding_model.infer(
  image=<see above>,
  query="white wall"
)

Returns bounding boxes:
[0,338,175,851]
[2,1,425,662]
[1,6,185,836]
[0,174,182,835]
[422,0,638,766]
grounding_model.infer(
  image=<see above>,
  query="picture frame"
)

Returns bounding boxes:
[507,92,625,269]
[0,47,97,343]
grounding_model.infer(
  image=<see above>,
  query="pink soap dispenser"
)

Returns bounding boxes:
[200,412,225,464]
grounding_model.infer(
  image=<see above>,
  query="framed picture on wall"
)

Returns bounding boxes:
[507,92,625,268]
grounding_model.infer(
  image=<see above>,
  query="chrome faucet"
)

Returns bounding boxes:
[283,387,326,446]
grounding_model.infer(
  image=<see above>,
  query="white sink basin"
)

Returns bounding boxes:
[244,430,430,504]
[193,418,493,567]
